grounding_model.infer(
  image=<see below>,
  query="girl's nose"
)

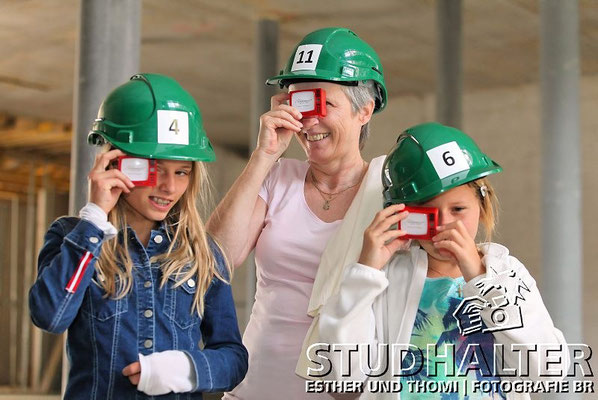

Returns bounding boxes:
[438,211,454,227]
[158,173,176,193]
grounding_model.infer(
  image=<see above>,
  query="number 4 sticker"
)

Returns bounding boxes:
[426,141,470,179]
[157,110,189,145]
[291,44,322,72]
[169,119,179,135]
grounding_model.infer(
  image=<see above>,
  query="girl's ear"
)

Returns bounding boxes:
[358,99,375,125]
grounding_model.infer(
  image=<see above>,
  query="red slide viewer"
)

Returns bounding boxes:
[398,206,438,240]
[289,88,327,118]
[116,156,157,187]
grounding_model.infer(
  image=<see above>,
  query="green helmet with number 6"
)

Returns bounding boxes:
[88,73,215,162]
[266,27,387,112]
[382,122,502,206]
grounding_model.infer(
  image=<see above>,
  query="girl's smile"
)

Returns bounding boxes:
[148,195,175,210]
[124,160,192,237]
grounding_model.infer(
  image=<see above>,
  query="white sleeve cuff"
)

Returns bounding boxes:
[79,202,118,239]
[353,262,388,278]
[137,351,196,395]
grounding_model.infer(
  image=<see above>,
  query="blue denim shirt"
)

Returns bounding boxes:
[29,217,248,399]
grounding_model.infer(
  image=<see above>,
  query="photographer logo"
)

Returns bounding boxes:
[453,269,530,335]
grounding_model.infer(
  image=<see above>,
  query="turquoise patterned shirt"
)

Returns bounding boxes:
[400,277,505,399]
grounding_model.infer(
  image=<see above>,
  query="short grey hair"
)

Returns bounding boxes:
[341,80,378,150]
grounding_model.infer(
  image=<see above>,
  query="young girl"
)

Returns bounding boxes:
[317,122,568,399]
[29,73,248,399]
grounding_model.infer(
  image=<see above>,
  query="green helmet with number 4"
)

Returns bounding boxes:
[88,73,215,162]
[266,27,387,112]
[383,122,502,206]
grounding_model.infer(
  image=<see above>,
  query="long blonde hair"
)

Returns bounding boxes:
[95,161,230,316]
[467,177,499,243]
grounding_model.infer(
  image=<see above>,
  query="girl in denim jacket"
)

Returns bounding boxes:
[29,74,248,399]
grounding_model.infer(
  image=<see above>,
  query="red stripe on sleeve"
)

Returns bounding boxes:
[65,251,92,293]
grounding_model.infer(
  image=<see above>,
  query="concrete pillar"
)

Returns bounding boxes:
[246,19,279,323]
[251,19,279,148]
[436,0,462,128]
[540,0,582,339]
[65,0,141,392]
[70,0,141,214]
[540,0,582,391]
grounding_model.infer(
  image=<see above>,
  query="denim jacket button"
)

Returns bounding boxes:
[89,236,99,244]
[187,279,195,288]
[144,339,153,348]
[144,281,152,288]
[144,309,153,318]
[154,235,163,244]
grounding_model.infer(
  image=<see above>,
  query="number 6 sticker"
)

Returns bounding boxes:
[158,110,189,145]
[426,141,470,179]
[291,44,322,72]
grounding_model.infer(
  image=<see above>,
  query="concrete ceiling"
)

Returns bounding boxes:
[1,0,598,194]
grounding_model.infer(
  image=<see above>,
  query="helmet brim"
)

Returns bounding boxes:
[266,73,387,113]
[88,131,216,162]
[266,72,356,87]
[385,162,502,206]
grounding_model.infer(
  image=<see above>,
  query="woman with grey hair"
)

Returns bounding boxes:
[207,27,387,399]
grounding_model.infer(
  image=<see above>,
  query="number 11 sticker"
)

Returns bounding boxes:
[426,141,470,179]
[291,44,322,72]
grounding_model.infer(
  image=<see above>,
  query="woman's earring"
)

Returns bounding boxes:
[479,185,488,198]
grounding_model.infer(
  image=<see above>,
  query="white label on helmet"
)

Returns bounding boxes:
[291,44,323,72]
[426,141,470,179]
[157,110,189,145]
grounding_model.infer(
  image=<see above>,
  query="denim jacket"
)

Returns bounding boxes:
[29,217,248,399]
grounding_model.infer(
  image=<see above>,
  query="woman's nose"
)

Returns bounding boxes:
[301,116,320,131]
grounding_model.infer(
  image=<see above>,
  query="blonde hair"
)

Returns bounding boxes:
[95,160,231,317]
[466,177,499,243]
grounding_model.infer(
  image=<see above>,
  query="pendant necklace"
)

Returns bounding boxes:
[310,162,367,211]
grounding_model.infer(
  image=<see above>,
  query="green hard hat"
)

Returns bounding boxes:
[88,73,215,162]
[266,27,387,112]
[383,122,502,206]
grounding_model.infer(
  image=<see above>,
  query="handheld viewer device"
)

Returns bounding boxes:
[116,156,157,186]
[289,88,327,117]
[398,206,438,240]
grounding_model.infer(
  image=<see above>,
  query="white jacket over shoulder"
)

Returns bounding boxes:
[313,243,569,400]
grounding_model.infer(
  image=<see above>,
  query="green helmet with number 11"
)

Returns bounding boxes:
[266,27,387,112]
[383,122,502,206]
[88,73,215,162]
